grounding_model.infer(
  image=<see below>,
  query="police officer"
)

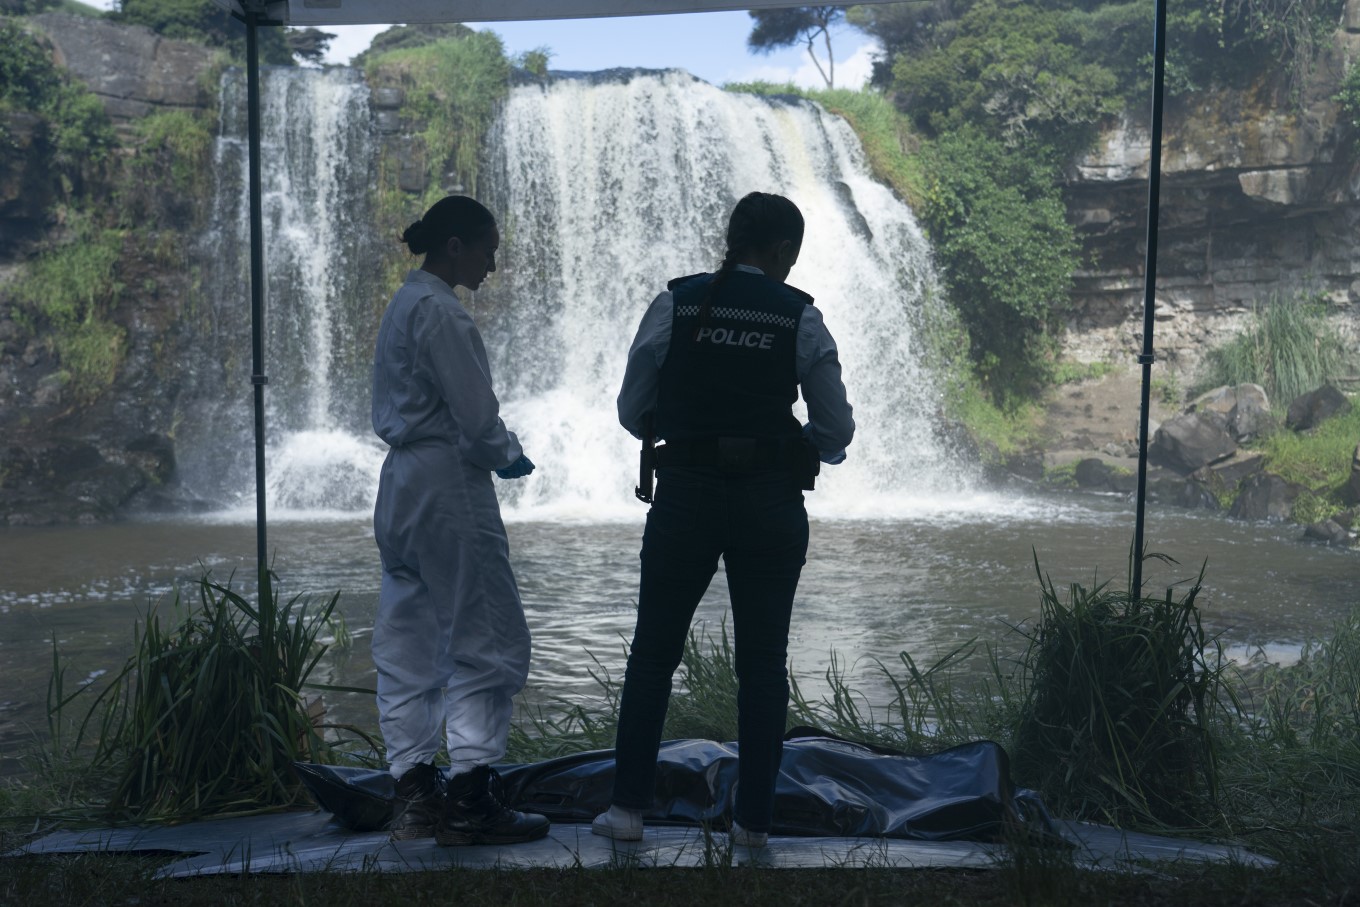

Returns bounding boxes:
[594,192,855,846]
[371,195,549,846]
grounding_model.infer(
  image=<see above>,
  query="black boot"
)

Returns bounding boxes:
[389,763,444,840]
[435,765,551,846]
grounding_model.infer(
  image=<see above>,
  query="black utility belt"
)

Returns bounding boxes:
[655,436,819,482]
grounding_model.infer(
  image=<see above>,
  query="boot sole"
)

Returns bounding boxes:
[434,825,551,847]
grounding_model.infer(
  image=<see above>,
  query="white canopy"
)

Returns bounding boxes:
[210,0,898,26]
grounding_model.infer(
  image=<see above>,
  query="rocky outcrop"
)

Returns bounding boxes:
[0,17,217,525]
[29,13,215,134]
[1061,0,1360,376]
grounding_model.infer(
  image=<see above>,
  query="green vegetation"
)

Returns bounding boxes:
[8,560,1360,899]
[513,45,552,78]
[11,220,127,402]
[365,30,510,206]
[1192,294,1346,407]
[130,108,213,193]
[1050,360,1115,385]
[364,29,511,291]
[1338,62,1360,150]
[918,128,1080,406]
[1258,402,1360,492]
[44,574,347,822]
[112,0,294,64]
[1012,560,1223,825]
[0,18,117,180]
[726,81,926,207]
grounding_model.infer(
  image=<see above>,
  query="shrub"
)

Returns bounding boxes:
[918,127,1079,408]
[48,574,341,822]
[12,220,128,402]
[1009,555,1227,827]
[1193,293,1345,406]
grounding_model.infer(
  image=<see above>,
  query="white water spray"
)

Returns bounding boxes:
[200,68,980,522]
[483,71,971,521]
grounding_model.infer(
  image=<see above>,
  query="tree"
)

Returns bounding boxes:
[285,27,336,65]
[114,0,293,64]
[747,6,846,89]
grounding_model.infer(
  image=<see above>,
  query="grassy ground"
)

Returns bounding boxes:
[5,569,1358,904]
[0,841,1353,906]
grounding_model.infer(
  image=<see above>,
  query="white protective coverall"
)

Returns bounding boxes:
[371,269,530,780]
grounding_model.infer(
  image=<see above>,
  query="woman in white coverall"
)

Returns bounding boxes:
[371,195,548,846]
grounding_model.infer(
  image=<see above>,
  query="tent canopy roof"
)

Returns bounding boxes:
[210,0,898,27]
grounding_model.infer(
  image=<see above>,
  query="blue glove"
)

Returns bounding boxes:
[495,454,535,479]
[802,423,847,465]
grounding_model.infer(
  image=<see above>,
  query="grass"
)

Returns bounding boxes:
[724,81,926,209]
[37,573,350,824]
[5,560,1360,902]
[1010,556,1226,827]
[1192,293,1347,407]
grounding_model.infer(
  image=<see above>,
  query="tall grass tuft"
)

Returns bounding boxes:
[1194,293,1345,406]
[1009,554,1228,828]
[47,574,340,823]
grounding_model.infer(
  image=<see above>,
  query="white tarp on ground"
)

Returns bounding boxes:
[11,813,1272,877]
[209,0,902,26]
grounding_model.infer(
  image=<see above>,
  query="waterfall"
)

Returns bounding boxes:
[182,66,387,518]
[481,70,969,521]
[185,67,970,522]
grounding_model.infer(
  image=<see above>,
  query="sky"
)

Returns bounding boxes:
[83,3,879,90]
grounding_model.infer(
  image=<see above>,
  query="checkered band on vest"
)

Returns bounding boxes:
[675,305,798,331]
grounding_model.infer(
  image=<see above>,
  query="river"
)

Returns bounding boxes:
[3,494,1354,778]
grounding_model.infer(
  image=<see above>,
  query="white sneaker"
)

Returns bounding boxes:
[591,805,644,841]
[730,821,768,847]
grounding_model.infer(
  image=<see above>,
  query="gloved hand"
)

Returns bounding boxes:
[495,454,535,479]
[802,423,847,465]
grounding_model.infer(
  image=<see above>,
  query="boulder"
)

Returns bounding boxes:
[1074,457,1114,489]
[1343,444,1360,507]
[1146,475,1221,511]
[1303,519,1352,546]
[1285,384,1352,432]
[1186,383,1272,442]
[1150,410,1237,473]
[1228,473,1307,522]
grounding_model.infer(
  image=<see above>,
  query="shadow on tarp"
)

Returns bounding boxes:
[295,729,1055,841]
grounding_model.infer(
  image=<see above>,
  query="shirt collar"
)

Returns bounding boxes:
[407,268,458,297]
[733,264,765,275]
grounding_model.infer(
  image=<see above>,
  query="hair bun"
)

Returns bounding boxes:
[401,219,429,255]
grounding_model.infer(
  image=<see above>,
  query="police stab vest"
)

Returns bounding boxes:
[655,269,809,443]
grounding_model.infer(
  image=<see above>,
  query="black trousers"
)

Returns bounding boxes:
[610,466,810,832]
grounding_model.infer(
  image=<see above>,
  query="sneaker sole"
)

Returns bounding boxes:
[590,822,643,842]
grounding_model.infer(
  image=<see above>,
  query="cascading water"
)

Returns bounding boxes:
[182,66,387,517]
[480,70,973,521]
[187,67,975,521]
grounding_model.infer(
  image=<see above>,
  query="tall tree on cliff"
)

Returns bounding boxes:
[746,6,847,88]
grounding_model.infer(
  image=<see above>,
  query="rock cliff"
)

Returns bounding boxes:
[1063,0,1360,376]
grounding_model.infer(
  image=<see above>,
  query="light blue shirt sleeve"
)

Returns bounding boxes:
[796,305,855,461]
[616,290,673,440]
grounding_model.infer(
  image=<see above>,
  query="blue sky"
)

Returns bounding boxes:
[85,3,878,89]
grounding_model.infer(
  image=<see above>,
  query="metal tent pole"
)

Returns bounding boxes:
[1131,0,1169,598]
[245,9,270,592]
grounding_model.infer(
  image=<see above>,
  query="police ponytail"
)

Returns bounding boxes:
[400,195,496,260]
[696,192,804,338]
